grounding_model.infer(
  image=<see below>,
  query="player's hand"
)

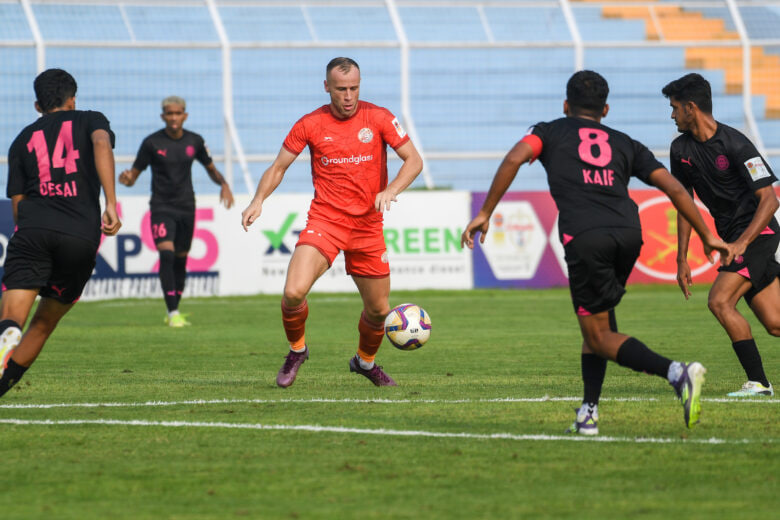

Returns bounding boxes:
[702,236,735,266]
[101,205,122,236]
[374,189,398,212]
[118,169,135,187]
[241,200,263,231]
[676,259,693,300]
[461,212,490,249]
[220,184,234,209]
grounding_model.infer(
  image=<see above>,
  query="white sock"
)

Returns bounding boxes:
[579,402,597,416]
[358,357,374,370]
[168,310,180,318]
[667,361,684,384]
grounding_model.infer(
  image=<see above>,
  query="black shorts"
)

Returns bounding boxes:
[564,227,643,316]
[150,208,195,253]
[2,228,97,304]
[719,232,780,304]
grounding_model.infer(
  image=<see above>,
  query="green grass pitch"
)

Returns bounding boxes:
[1,285,777,519]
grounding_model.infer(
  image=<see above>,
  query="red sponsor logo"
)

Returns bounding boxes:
[631,194,718,283]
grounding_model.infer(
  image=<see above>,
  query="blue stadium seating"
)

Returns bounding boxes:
[0,2,777,196]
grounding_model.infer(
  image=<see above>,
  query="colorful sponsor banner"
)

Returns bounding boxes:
[0,192,472,300]
[472,187,780,288]
[243,191,473,294]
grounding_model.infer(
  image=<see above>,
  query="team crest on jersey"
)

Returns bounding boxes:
[358,128,374,143]
[186,145,196,157]
[744,156,771,180]
[391,118,407,138]
[715,154,729,170]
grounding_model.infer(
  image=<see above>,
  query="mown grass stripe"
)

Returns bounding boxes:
[0,417,767,445]
[1,396,776,409]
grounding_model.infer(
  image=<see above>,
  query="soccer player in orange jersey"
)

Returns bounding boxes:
[241,57,423,387]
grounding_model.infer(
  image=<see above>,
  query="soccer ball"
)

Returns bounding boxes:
[384,303,431,351]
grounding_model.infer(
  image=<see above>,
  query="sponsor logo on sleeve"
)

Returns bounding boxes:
[744,156,771,181]
[391,118,407,138]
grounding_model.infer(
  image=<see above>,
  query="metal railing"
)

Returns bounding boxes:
[1,0,779,191]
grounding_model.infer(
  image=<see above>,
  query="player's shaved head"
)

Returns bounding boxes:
[662,73,712,114]
[326,57,360,79]
[162,95,186,111]
[566,70,609,118]
[34,68,77,113]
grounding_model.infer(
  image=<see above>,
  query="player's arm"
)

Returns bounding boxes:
[10,194,25,225]
[675,190,695,299]
[649,168,733,266]
[375,140,423,212]
[241,147,298,231]
[731,185,779,257]
[118,166,142,187]
[461,139,534,249]
[93,129,121,236]
[205,162,234,209]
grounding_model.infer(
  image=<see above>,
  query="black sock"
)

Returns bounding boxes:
[732,339,769,387]
[173,255,187,306]
[616,337,672,379]
[0,359,28,398]
[582,353,607,405]
[0,319,22,334]
[158,250,177,312]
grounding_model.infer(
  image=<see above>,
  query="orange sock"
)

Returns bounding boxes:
[281,299,308,352]
[357,311,385,364]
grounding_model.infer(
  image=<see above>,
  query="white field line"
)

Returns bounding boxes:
[1,396,777,410]
[0,418,764,445]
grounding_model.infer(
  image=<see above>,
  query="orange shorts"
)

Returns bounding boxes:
[296,218,389,278]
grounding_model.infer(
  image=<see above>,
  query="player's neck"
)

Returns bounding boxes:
[689,115,717,142]
[164,128,184,140]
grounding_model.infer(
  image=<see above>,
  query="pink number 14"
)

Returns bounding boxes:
[26,120,80,183]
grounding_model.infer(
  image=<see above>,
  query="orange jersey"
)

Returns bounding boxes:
[283,101,410,223]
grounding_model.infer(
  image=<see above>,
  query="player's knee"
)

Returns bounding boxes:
[764,321,780,337]
[282,286,307,307]
[363,306,389,324]
[707,295,729,318]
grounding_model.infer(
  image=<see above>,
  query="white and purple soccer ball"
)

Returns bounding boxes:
[384,303,431,351]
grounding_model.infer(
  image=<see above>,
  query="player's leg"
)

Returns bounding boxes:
[150,211,184,326]
[708,271,771,394]
[569,309,614,435]
[0,229,53,387]
[0,296,74,399]
[172,211,195,312]
[275,244,331,388]
[567,228,704,430]
[1,232,93,398]
[345,225,395,386]
[578,311,705,428]
[348,275,395,386]
[174,253,188,307]
[0,289,38,383]
[749,277,780,337]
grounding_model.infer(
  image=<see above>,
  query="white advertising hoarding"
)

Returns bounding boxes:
[87,191,472,300]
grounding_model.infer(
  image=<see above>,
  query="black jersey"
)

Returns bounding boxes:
[670,123,778,242]
[6,110,114,246]
[530,116,663,240]
[132,129,213,212]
